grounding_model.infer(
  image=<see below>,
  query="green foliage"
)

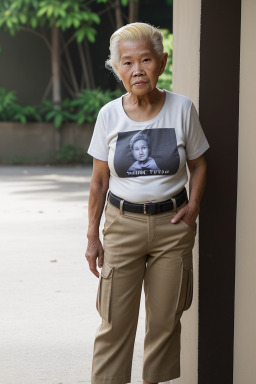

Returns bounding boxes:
[0,88,17,120]
[0,0,101,41]
[12,104,42,123]
[0,87,122,128]
[157,30,173,91]
[39,99,75,129]
[0,88,41,122]
[120,0,129,6]
[37,89,122,127]
[70,88,123,124]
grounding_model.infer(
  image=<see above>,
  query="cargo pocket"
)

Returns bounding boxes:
[96,260,114,323]
[177,252,193,313]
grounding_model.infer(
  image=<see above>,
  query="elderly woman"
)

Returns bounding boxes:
[85,22,209,384]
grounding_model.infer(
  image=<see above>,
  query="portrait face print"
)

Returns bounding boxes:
[114,128,180,178]
[132,139,149,162]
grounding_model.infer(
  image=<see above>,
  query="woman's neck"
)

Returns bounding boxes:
[125,88,164,107]
[122,88,166,122]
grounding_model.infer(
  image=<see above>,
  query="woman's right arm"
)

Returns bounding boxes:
[85,158,110,278]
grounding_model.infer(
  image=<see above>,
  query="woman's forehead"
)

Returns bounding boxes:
[119,39,155,59]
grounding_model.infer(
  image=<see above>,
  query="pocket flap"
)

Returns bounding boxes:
[101,261,113,278]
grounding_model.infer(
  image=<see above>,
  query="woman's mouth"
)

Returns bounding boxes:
[133,82,147,87]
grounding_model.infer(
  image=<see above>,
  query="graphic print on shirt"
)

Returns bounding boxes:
[114,128,180,177]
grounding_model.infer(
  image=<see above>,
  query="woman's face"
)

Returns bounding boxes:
[132,139,149,162]
[116,38,167,96]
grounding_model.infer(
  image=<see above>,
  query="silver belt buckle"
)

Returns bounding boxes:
[143,203,147,214]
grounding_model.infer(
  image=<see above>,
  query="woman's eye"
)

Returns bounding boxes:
[124,62,131,65]
[143,58,150,62]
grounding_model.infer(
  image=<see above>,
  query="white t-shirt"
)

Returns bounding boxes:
[87,90,209,203]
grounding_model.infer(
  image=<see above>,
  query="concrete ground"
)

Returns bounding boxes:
[0,166,147,384]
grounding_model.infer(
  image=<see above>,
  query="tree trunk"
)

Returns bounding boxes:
[77,42,91,89]
[115,0,123,29]
[51,24,61,107]
[129,0,139,23]
[84,39,96,89]
[42,78,53,101]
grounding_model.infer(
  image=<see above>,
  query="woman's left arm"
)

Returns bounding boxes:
[171,155,207,228]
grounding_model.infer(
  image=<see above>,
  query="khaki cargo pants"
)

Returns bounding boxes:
[91,199,196,384]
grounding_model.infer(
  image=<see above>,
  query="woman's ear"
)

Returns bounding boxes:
[159,52,168,76]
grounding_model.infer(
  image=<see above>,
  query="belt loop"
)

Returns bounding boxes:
[120,199,124,215]
[171,198,177,212]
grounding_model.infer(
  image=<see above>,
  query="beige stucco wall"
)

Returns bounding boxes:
[172,1,202,383]
[0,122,94,164]
[233,0,256,382]
[172,0,201,103]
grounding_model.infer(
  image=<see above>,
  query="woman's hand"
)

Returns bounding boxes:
[171,155,207,230]
[86,158,110,278]
[171,201,199,230]
[85,237,104,278]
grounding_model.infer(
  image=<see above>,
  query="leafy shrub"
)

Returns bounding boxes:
[0,88,41,123]
[39,99,76,129]
[70,88,123,124]
[12,104,42,123]
[157,30,173,91]
[0,88,17,120]
[0,87,122,128]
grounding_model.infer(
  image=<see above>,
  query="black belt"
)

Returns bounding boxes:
[108,187,188,215]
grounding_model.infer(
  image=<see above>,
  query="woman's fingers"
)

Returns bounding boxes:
[85,238,104,278]
[171,204,199,227]
[89,259,100,278]
[98,246,104,268]
[171,207,186,224]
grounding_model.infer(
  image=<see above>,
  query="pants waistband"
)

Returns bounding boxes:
[108,188,188,215]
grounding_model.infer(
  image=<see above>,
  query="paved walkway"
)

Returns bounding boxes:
[0,166,146,384]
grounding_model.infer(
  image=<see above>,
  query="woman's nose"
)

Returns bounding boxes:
[133,62,145,76]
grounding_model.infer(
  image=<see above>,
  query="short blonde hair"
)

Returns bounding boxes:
[105,22,164,79]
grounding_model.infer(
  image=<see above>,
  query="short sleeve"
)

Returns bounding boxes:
[87,109,108,161]
[185,102,210,160]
